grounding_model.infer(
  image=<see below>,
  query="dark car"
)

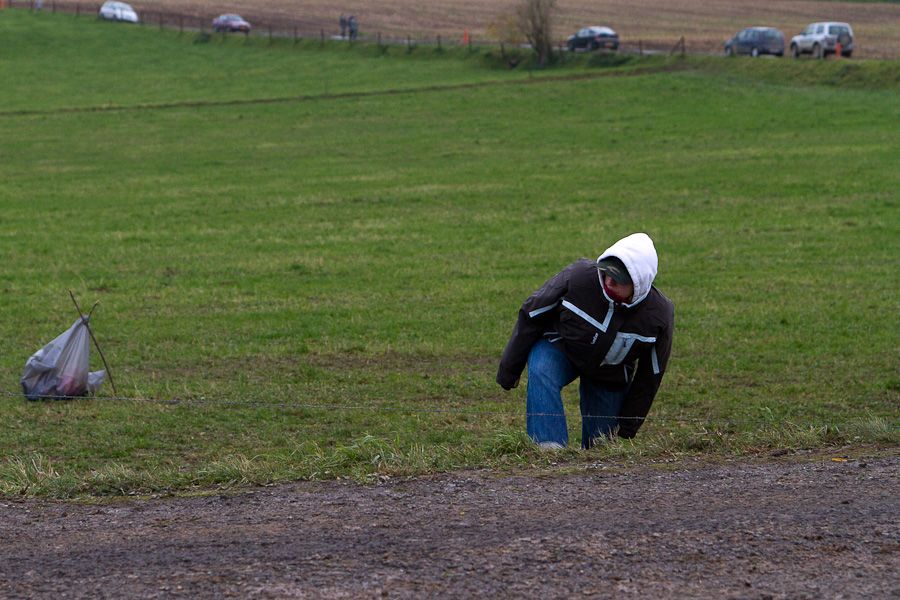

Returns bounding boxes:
[212,14,251,33]
[724,27,784,57]
[567,26,619,52]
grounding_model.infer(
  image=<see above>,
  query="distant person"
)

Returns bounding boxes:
[496,233,675,448]
[348,15,358,40]
[339,14,347,39]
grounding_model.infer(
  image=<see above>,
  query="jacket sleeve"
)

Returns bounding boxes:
[617,301,675,438]
[496,263,575,390]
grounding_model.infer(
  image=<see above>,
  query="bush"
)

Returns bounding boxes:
[588,53,633,68]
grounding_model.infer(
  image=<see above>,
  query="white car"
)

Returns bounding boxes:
[790,22,853,59]
[99,1,139,24]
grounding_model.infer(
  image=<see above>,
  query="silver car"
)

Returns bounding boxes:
[790,22,853,59]
[98,0,138,23]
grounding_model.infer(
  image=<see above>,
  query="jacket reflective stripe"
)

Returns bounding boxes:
[601,332,659,366]
[600,302,614,330]
[528,302,559,318]
[561,299,613,332]
[618,332,656,343]
[651,345,660,375]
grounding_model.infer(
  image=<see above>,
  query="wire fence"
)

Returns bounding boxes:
[4,0,700,58]
[4,391,896,431]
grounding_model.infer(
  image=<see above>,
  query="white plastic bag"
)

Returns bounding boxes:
[21,318,107,401]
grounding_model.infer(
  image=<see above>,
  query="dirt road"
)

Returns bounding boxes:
[1,452,897,598]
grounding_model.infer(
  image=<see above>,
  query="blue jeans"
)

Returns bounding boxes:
[526,339,627,449]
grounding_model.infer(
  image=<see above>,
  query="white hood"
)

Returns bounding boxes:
[598,233,658,307]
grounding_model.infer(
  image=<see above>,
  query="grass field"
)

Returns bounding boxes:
[0,11,898,498]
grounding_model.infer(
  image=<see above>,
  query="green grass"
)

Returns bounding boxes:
[1,10,898,498]
[0,9,667,113]
[692,55,900,91]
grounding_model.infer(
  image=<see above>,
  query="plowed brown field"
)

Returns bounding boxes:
[111,0,898,57]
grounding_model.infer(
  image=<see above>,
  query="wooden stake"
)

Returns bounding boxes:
[68,290,118,397]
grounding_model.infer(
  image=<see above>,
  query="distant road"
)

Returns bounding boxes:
[46,0,900,58]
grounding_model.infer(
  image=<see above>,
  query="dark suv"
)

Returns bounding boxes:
[724,27,784,57]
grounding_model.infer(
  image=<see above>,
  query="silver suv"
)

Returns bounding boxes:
[790,22,853,59]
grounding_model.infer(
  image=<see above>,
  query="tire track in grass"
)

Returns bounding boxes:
[0,63,690,118]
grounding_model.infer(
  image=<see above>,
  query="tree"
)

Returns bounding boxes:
[487,14,525,47]
[516,0,558,65]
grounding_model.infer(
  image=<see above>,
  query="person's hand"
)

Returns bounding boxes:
[496,373,519,391]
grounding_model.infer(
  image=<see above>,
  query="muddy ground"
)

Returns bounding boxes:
[1,450,898,599]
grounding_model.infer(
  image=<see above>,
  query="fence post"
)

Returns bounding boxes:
[437,35,441,50]
[268,26,272,43]
[75,2,79,16]
[320,28,324,46]
[158,11,162,31]
[179,14,183,34]
[639,39,643,56]
[500,42,505,58]
[681,36,685,56]
[407,35,411,52]
[293,25,297,44]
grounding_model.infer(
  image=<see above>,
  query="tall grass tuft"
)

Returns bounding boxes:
[0,454,61,495]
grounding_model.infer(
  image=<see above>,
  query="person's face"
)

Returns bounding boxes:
[603,274,634,303]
